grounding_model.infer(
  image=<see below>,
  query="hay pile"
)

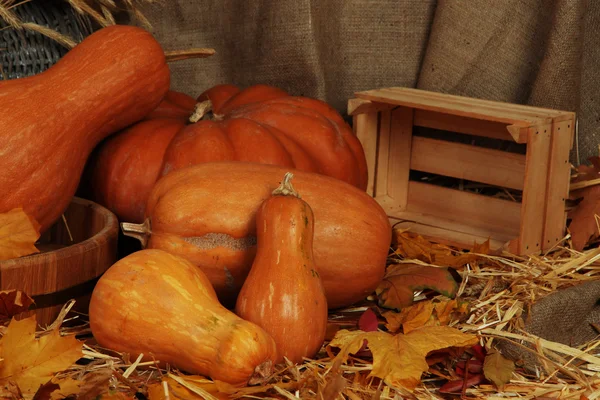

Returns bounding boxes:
[43,234,600,400]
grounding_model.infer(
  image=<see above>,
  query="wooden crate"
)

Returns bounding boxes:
[349,87,575,255]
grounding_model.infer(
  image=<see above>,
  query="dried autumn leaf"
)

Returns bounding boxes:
[383,299,470,334]
[0,316,83,397]
[483,349,515,389]
[394,231,488,269]
[0,208,40,261]
[376,264,458,310]
[383,301,436,334]
[358,308,379,332]
[568,185,600,251]
[0,290,35,321]
[572,156,600,183]
[49,377,80,400]
[328,326,479,390]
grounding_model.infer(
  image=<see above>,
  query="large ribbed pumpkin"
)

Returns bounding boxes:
[86,84,368,223]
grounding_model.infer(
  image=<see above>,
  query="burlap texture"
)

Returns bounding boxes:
[133,0,600,163]
[498,280,600,373]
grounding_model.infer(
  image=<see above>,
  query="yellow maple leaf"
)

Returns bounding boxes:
[0,316,83,397]
[329,326,478,390]
[0,208,40,261]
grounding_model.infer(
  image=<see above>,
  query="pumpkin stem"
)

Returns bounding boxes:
[121,219,151,248]
[272,172,301,198]
[189,100,213,123]
[248,359,273,386]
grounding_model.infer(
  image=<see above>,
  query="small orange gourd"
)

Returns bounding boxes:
[235,173,328,364]
[89,249,277,386]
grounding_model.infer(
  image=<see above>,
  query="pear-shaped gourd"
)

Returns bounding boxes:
[89,249,277,386]
[235,173,328,363]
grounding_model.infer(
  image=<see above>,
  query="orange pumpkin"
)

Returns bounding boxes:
[85,84,368,223]
[235,172,328,364]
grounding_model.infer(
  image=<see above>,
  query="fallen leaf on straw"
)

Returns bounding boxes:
[0,316,83,397]
[376,264,458,310]
[383,298,470,334]
[0,208,41,261]
[394,230,489,268]
[568,186,600,251]
[328,326,478,390]
[483,349,515,390]
[0,289,34,321]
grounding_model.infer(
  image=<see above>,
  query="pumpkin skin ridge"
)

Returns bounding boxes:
[1,25,170,231]
[225,103,359,187]
[214,84,289,114]
[142,161,391,309]
[89,249,277,386]
[256,96,369,190]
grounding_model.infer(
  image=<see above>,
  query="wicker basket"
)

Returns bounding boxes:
[0,0,95,80]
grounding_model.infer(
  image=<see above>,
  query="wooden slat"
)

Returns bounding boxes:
[355,87,573,127]
[410,136,527,190]
[386,107,414,210]
[374,110,391,197]
[405,181,522,237]
[377,201,516,243]
[390,218,510,252]
[394,87,572,119]
[413,108,526,143]
[518,125,552,254]
[354,112,379,196]
[543,119,575,249]
[348,98,396,116]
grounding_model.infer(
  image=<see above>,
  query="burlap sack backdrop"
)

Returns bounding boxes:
[130,0,599,164]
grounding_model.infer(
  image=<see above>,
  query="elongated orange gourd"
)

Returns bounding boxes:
[0,25,170,232]
[89,249,277,386]
[236,173,328,363]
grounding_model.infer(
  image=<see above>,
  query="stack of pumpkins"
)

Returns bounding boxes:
[0,25,391,385]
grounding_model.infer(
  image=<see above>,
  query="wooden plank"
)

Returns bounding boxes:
[394,87,573,120]
[413,108,525,143]
[386,107,414,210]
[518,125,552,254]
[355,87,570,127]
[543,119,575,250]
[405,181,522,237]
[390,218,509,252]
[378,202,516,243]
[374,110,391,197]
[410,136,527,190]
[348,98,396,116]
[354,112,379,196]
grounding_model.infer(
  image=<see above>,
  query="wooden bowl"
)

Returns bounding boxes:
[0,197,118,327]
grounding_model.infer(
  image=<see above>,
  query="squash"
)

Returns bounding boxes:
[84,83,369,223]
[89,248,278,386]
[121,162,392,309]
[0,25,170,232]
[235,172,328,363]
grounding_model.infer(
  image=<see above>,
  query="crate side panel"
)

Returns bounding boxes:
[518,125,552,254]
[387,107,414,210]
[354,112,379,197]
[413,109,520,142]
[410,136,527,191]
[406,181,522,237]
[543,119,575,249]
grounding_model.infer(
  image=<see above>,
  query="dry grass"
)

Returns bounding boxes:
[0,0,161,49]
